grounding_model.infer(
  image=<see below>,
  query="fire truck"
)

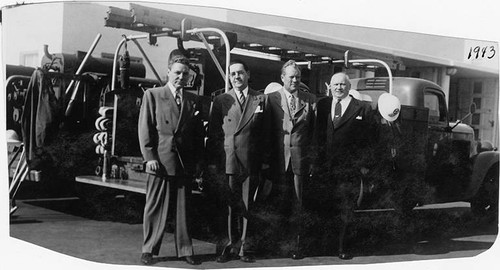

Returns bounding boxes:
[351,77,499,216]
[6,3,498,220]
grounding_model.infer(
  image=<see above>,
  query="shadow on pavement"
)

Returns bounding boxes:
[15,194,498,264]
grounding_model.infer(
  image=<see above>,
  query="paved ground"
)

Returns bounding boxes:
[4,197,499,270]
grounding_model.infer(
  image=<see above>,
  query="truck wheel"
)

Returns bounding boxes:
[470,165,499,219]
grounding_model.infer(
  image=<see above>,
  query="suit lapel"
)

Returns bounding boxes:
[334,98,360,129]
[175,91,194,134]
[227,89,242,123]
[161,85,179,131]
[279,88,291,120]
[236,89,260,134]
[294,90,307,118]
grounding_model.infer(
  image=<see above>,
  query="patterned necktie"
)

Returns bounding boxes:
[289,94,296,115]
[333,98,342,122]
[175,90,182,110]
[238,91,246,110]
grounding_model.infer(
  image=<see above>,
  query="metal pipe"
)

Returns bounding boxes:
[190,28,231,93]
[130,39,164,86]
[65,79,82,116]
[9,148,27,196]
[110,38,127,156]
[109,36,166,156]
[196,32,226,80]
[43,44,53,60]
[64,33,102,95]
[8,145,23,168]
[348,59,393,95]
[5,75,31,90]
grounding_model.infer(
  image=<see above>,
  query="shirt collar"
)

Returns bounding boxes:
[168,82,182,98]
[236,87,248,98]
[283,88,297,99]
[336,95,352,105]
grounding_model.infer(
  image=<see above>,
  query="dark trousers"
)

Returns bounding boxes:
[142,174,193,257]
[335,176,362,253]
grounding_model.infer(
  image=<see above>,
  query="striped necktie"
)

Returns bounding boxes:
[238,91,246,110]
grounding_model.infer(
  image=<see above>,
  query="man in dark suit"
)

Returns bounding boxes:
[265,60,316,259]
[138,55,204,265]
[314,72,377,260]
[207,59,266,263]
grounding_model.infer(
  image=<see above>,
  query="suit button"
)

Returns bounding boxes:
[228,119,231,122]
[166,120,169,124]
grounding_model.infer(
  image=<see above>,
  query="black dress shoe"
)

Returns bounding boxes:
[292,251,304,260]
[141,253,154,265]
[239,255,255,263]
[338,252,353,260]
[184,256,200,265]
[216,253,232,263]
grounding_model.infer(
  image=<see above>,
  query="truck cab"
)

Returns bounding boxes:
[350,77,498,215]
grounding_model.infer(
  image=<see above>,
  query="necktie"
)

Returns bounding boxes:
[289,94,296,115]
[175,90,182,110]
[333,98,342,123]
[238,91,246,110]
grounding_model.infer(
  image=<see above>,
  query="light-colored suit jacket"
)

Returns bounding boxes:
[138,85,205,177]
[207,88,266,175]
[265,88,316,176]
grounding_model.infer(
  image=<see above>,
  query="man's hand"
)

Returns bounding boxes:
[146,160,160,173]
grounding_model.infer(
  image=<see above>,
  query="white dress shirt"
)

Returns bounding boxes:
[168,82,183,101]
[331,95,352,120]
[236,86,249,101]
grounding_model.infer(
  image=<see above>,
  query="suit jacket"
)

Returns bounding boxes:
[315,96,376,166]
[207,88,266,175]
[138,85,205,177]
[265,88,316,176]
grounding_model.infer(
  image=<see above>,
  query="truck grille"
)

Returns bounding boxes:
[364,78,388,90]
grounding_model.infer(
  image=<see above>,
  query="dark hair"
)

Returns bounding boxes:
[281,60,301,76]
[229,59,249,72]
[168,55,190,69]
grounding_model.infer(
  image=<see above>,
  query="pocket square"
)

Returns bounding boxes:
[356,115,363,120]
[254,106,263,113]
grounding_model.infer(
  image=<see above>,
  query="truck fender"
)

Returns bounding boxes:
[465,151,499,199]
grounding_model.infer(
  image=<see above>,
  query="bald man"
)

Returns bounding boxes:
[313,72,377,260]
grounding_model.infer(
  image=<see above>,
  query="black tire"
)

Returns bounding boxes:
[470,164,499,220]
